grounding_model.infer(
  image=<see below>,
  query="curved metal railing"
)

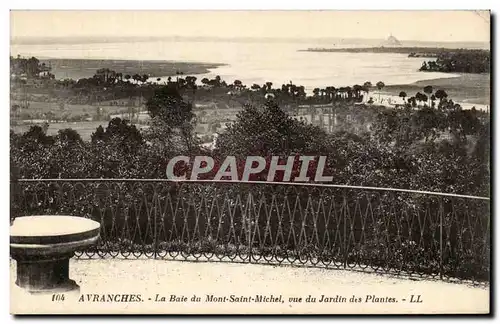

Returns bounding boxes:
[10,179,490,282]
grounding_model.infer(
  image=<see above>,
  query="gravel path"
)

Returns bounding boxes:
[10,258,489,314]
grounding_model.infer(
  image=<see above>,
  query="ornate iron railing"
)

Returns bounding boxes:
[10,179,490,282]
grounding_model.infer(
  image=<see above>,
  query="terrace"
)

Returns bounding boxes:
[10,179,490,314]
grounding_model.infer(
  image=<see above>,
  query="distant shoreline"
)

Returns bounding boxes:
[300,46,490,55]
[38,58,226,80]
[21,56,489,105]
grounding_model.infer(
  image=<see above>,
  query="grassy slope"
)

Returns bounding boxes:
[11,121,150,141]
[383,73,490,105]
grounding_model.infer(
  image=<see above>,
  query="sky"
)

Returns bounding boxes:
[10,10,490,43]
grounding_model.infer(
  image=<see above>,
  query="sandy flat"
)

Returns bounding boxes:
[383,73,490,105]
[10,258,489,315]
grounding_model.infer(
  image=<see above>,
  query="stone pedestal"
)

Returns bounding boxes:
[10,216,100,294]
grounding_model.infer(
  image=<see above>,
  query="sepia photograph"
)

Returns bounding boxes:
[8,9,491,315]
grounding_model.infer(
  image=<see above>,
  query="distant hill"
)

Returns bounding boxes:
[382,35,402,46]
[300,47,490,59]
[10,35,489,49]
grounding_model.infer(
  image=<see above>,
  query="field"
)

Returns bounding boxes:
[11,121,150,141]
[41,58,225,80]
[10,97,243,141]
[10,100,240,141]
[383,73,490,105]
[11,100,130,116]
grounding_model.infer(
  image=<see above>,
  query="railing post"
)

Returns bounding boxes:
[246,206,253,263]
[153,186,158,260]
[247,195,253,264]
[343,194,347,269]
[154,208,157,260]
[248,216,252,263]
[439,198,444,280]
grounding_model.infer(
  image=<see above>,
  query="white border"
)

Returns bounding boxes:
[3,1,497,10]
[1,1,497,322]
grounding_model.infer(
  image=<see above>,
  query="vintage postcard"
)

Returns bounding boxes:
[9,10,491,315]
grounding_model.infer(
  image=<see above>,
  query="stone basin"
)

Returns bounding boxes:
[10,215,100,294]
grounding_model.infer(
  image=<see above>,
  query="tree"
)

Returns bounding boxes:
[26,57,41,78]
[233,80,243,89]
[408,96,417,108]
[419,49,490,73]
[11,126,55,179]
[352,85,363,100]
[214,75,221,86]
[421,94,428,106]
[177,78,186,89]
[265,82,273,91]
[11,104,20,118]
[448,109,481,141]
[423,85,433,106]
[85,119,146,178]
[434,89,448,102]
[91,125,106,143]
[56,128,83,146]
[412,107,439,141]
[345,86,353,100]
[251,83,261,91]
[147,86,194,124]
[399,91,407,103]
[376,81,385,102]
[372,110,401,144]
[216,100,329,158]
[175,71,185,86]
[104,118,143,143]
[132,74,142,84]
[415,92,424,107]
[430,95,437,108]
[185,76,197,87]
[146,85,196,151]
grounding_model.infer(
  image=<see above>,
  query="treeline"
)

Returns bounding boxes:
[303,46,489,56]
[10,55,55,79]
[303,46,452,54]
[10,84,490,197]
[11,57,378,109]
[10,84,490,280]
[420,49,490,73]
